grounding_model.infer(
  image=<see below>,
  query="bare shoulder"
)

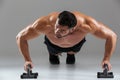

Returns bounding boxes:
[72,11,116,38]
[48,12,59,23]
[71,11,92,33]
[31,15,53,33]
[82,14,101,33]
[83,15,116,38]
[73,11,98,24]
[33,12,59,27]
[74,11,106,34]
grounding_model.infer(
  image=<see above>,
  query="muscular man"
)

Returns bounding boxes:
[16,11,117,71]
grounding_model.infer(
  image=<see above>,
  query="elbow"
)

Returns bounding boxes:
[108,33,117,41]
[16,34,19,41]
[112,33,117,40]
[16,34,20,41]
[16,33,25,43]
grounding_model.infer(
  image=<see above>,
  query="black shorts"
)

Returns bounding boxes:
[44,36,86,55]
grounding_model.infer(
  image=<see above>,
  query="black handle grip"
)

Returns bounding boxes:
[27,64,32,74]
[103,64,108,70]
[103,64,108,74]
[27,64,32,69]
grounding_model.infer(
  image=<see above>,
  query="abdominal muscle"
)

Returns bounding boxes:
[46,30,86,48]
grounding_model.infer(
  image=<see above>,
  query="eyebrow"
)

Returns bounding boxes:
[60,29,65,31]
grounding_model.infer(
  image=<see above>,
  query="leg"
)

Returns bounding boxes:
[44,36,62,64]
[66,38,86,64]
[49,53,61,64]
[66,51,76,64]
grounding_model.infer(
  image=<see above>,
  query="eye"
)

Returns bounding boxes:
[62,30,65,32]
[60,30,66,33]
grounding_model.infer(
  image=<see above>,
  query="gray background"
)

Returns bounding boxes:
[0,0,120,80]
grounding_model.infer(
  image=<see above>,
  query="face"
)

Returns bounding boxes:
[54,19,74,38]
[55,24,69,38]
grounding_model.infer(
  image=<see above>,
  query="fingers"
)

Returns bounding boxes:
[24,61,34,71]
[101,61,112,71]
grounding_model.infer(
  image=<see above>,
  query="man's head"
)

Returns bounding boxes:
[55,11,77,38]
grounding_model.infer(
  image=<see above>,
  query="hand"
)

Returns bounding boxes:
[101,60,112,71]
[24,61,34,71]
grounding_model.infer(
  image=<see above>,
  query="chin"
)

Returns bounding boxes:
[55,35,62,38]
[57,36,62,38]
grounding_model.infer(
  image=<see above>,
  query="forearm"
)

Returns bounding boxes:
[103,35,117,61]
[16,37,32,62]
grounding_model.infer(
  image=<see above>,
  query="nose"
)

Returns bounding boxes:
[55,31,62,38]
[55,28,61,34]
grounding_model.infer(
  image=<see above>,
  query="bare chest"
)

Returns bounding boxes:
[46,30,87,48]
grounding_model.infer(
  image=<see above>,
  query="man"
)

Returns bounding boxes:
[16,11,117,71]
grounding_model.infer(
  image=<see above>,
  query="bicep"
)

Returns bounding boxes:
[92,24,114,39]
[18,16,48,40]
[85,16,114,39]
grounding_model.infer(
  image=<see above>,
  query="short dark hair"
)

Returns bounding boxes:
[58,11,77,28]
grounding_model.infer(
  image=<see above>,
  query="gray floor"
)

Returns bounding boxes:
[0,53,120,80]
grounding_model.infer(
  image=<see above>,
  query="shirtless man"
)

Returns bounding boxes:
[16,11,117,71]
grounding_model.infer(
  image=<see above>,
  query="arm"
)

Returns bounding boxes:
[16,16,48,62]
[16,25,40,62]
[86,17,117,70]
[16,17,49,71]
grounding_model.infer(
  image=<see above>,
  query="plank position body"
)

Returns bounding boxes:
[16,11,117,71]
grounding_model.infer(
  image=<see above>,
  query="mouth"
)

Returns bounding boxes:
[56,33,69,38]
[56,34,62,38]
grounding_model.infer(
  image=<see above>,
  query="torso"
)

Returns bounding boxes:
[44,11,88,48]
[46,29,87,48]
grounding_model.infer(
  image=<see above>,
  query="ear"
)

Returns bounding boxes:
[73,27,76,30]
[72,27,76,31]
[69,28,74,32]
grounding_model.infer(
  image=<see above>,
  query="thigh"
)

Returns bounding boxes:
[46,44,62,55]
[44,36,62,55]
